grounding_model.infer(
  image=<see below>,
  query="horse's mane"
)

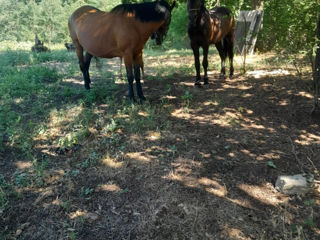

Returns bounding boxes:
[211,6,232,16]
[111,1,170,22]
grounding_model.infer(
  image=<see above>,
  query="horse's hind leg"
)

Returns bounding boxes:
[141,61,145,79]
[134,53,146,101]
[73,40,92,89]
[123,54,136,101]
[82,52,93,89]
[225,34,234,77]
[202,45,209,84]
[119,57,123,79]
[215,41,227,77]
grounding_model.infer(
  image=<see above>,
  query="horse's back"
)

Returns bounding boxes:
[68,6,124,57]
[68,6,102,40]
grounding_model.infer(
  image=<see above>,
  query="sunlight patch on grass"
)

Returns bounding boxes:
[163,95,177,100]
[138,111,149,117]
[101,154,123,168]
[63,77,83,86]
[69,210,88,219]
[295,132,320,146]
[199,177,228,197]
[174,81,195,87]
[203,101,219,106]
[126,152,151,163]
[222,225,251,240]
[98,183,121,192]
[145,131,161,141]
[297,91,313,99]
[246,69,290,79]
[15,161,32,170]
[171,109,192,119]
[48,105,83,129]
[238,183,288,206]
[166,170,229,197]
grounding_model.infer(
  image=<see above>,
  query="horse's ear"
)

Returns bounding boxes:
[170,1,176,11]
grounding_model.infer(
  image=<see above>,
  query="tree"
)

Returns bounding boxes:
[312,18,320,115]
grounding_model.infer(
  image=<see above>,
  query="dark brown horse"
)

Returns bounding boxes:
[187,0,235,85]
[68,1,175,101]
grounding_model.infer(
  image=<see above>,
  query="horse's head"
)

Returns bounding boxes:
[151,1,176,45]
[187,0,205,27]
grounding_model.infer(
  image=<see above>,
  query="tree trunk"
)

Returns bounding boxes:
[312,18,320,115]
[251,0,264,10]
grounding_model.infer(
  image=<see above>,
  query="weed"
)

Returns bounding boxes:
[56,128,90,151]
[77,152,100,170]
[169,145,177,156]
[0,175,15,211]
[103,119,119,133]
[181,90,193,112]
[304,217,315,228]
[61,199,72,212]
[119,188,129,194]
[165,83,172,95]
[32,158,49,186]
[80,187,94,197]
[14,172,30,187]
[69,231,76,240]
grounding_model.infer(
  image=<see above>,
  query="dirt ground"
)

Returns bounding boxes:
[1,52,320,240]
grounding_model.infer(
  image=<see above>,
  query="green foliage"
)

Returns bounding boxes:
[0,175,15,211]
[181,90,193,111]
[166,3,189,48]
[0,0,121,43]
[259,0,319,53]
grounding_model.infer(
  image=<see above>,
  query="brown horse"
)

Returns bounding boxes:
[68,1,175,101]
[187,0,235,85]
[119,57,144,80]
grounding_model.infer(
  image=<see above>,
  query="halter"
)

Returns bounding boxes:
[188,8,200,12]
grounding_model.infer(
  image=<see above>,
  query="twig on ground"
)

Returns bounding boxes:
[289,137,305,173]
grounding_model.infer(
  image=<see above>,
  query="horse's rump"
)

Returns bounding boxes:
[208,7,234,44]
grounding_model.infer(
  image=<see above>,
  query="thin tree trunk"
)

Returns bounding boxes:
[312,18,320,115]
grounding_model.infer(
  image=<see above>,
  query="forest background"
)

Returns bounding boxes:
[0,0,319,56]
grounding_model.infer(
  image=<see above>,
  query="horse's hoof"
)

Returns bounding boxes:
[194,81,201,86]
[139,96,147,101]
[311,107,320,117]
[229,74,233,79]
[219,74,226,79]
[203,77,209,85]
[85,84,90,90]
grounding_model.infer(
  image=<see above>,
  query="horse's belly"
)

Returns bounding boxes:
[78,33,120,58]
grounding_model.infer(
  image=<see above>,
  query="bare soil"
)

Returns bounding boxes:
[1,53,320,240]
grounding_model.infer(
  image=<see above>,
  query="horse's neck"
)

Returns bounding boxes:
[138,21,164,40]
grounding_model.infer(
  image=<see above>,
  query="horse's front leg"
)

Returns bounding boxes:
[191,42,201,85]
[124,54,135,101]
[134,53,146,101]
[202,45,209,84]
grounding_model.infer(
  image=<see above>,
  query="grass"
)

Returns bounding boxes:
[1,41,318,240]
